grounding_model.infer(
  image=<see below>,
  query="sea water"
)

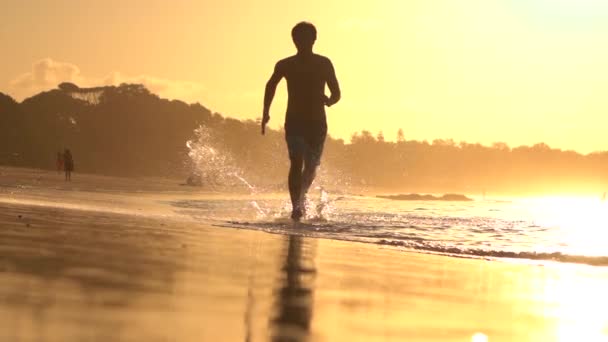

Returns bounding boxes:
[168,192,608,266]
[183,126,608,266]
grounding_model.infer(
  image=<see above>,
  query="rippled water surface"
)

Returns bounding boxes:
[170,192,608,266]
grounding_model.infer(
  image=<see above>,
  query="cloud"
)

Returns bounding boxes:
[102,72,205,103]
[8,58,206,103]
[10,58,84,92]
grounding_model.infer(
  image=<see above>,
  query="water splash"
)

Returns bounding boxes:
[250,201,268,219]
[317,187,336,219]
[187,125,285,218]
[186,125,252,190]
[232,173,256,193]
[185,125,340,220]
[300,187,336,221]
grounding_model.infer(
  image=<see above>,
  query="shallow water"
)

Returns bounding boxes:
[2,166,607,266]
[168,191,608,266]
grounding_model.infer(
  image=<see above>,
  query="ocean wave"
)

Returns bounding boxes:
[375,239,608,266]
[169,195,608,267]
[221,220,608,267]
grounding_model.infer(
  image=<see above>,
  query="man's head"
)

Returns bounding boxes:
[291,22,316,52]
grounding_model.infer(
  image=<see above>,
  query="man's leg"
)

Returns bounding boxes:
[288,155,304,220]
[299,158,318,208]
[298,132,325,209]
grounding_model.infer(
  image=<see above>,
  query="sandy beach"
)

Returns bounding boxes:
[1,167,608,341]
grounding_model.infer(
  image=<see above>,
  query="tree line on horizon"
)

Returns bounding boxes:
[0,83,606,195]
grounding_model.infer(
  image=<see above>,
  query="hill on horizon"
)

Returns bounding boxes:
[1,83,607,195]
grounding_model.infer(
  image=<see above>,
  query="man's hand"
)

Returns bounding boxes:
[324,95,335,107]
[261,114,270,135]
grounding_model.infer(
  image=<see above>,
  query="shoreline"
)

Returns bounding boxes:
[3,192,601,269]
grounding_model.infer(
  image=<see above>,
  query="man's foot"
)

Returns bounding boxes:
[291,207,303,221]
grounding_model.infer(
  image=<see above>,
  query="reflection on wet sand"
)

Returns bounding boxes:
[0,204,180,341]
[270,235,317,341]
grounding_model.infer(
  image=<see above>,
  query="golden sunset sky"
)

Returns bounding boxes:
[2,0,608,153]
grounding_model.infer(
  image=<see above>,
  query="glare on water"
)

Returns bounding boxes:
[521,196,608,257]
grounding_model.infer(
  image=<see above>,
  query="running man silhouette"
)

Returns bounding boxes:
[262,22,341,221]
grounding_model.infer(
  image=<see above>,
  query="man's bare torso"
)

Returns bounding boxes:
[275,54,334,136]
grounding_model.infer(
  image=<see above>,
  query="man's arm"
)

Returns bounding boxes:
[325,60,341,107]
[262,62,283,135]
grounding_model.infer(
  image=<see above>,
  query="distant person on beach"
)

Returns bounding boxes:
[261,21,341,221]
[56,152,64,174]
[63,149,74,181]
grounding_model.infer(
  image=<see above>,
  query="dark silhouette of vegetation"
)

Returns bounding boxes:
[0,83,606,195]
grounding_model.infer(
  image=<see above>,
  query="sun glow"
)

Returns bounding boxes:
[523,196,608,257]
[539,268,608,342]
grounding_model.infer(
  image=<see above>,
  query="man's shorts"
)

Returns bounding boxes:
[285,131,327,166]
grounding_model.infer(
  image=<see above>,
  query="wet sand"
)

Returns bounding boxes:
[1,167,608,341]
